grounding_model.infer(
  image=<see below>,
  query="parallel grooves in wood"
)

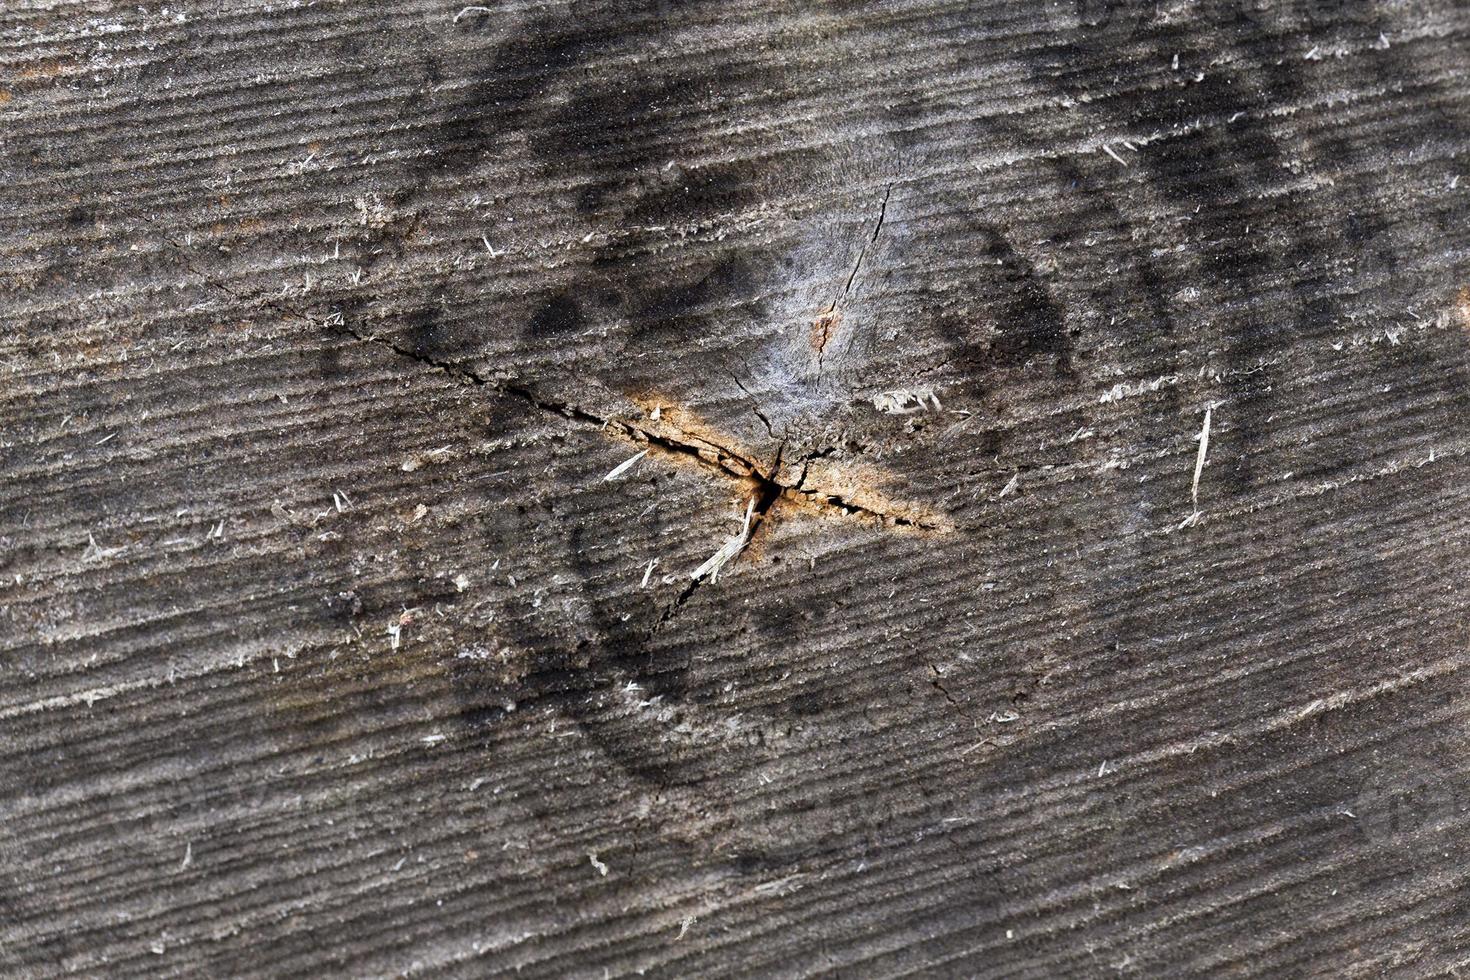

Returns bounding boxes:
[5,0,1470,976]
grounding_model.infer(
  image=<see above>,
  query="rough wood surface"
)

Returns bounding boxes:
[4,0,1470,975]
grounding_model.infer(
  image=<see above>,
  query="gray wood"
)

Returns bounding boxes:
[4,0,1470,975]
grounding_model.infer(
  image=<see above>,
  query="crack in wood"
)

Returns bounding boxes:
[727,370,778,441]
[325,313,941,523]
[153,233,948,617]
[306,308,950,639]
[814,183,893,372]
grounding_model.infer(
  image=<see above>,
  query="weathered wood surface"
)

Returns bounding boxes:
[4,0,1470,975]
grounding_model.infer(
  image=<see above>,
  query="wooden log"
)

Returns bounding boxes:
[3,0,1470,974]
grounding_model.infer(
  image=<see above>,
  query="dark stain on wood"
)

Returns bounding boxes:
[5,1,1470,976]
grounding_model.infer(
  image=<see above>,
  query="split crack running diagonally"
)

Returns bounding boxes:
[160,231,943,631]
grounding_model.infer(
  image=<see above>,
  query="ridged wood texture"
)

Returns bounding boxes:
[4,0,1470,976]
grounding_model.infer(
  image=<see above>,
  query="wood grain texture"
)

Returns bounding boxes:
[4,0,1470,975]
